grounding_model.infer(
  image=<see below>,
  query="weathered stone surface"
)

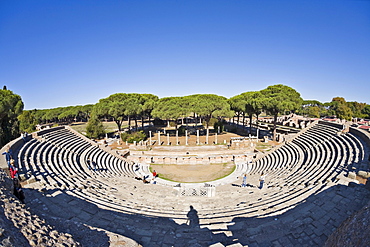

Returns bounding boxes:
[1,123,370,247]
[348,172,357,179]
[324,201,370,247]
[358,170,370,178]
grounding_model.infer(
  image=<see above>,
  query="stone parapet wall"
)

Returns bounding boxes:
[0,136,31,170]
[129,153,252,165]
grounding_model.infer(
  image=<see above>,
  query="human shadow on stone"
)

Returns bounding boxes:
[186,205,199,228]
[22,188,228,247]
[21,184,370,247]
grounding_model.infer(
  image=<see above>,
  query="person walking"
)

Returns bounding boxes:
[259,172,266,189]
[241,174,247,187]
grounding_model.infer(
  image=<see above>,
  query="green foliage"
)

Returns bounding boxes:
[0,88,24,146]
[121,131,146,143]
[207,118,219,126]
[347,101,366,118]
[152,97,189,129]
[178,126,186,135]
[95,93,159,132]
[18,110,38,133]
[86,114,105,139]
[300,100,326,117]
[261,84,303,115]
[362,105,370,118]
[307,106,321,118]
[187,94,233,128]
[261,84,303,140]
[213,120,224,133]
[330,97,353,121]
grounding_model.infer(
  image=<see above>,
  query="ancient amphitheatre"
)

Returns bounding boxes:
[1,115,370,247]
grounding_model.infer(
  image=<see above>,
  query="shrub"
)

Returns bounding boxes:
[86,115,105,139]
[121,131,147,143]
[214,120,224,133]
[178,126,186,136]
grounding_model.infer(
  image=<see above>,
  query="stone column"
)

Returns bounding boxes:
[185,130,188,145]
[206,129,209,144]
[158,131,161,145]
[196,130,199,145]
[167,133,170,145]
[215,133,218,144]
[176,130,179,145]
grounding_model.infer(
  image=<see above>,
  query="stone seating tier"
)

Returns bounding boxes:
[2,122,369,246]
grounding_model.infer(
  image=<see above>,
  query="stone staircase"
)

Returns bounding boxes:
[1,122,369,246]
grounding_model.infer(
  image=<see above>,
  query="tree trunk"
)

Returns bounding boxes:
[256,113,260,138]
[273,114,277,141]
[249,114,253,134]
[115,119,122,132]
[128,116,131,133]
[236,113,240,128]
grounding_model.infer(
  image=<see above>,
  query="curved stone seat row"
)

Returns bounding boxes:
[251,122,364,191]
[15,127,329,224]
[8,122,370,246]
[17,127,138,190]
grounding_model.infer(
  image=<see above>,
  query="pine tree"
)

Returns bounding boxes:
[86,114,105,139]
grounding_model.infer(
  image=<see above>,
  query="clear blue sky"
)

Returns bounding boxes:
[1,0,369,110]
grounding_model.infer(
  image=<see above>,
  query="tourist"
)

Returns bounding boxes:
[2,147,13,167]
[143,175,150,184]
[241,174,247,187]
[9,160,18,179]
[13,178,25,204]
[134,164,140,172]
[152,170,157,177]
[21,132,28,143]
[259,172,266,189]
[92,161,97,171]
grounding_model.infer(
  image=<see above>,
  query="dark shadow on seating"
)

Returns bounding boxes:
[22,183,370,247]
[228,184,370,246]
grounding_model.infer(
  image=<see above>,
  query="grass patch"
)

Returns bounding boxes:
[255,142,273,152]
[70,121,128,134]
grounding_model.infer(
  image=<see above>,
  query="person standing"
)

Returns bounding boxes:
[2,147,13,167]
[259,172,266,189]
[13,178,25,203]
[241,174,247,187]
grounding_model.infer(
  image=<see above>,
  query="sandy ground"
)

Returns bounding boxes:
[149,163,235,183]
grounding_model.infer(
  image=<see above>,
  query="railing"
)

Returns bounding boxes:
[177,185,216,197]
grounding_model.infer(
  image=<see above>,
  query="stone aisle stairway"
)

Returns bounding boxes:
[7,123,370,246]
